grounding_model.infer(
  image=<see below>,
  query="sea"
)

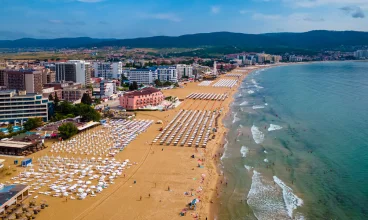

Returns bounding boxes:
[218,61,368,220]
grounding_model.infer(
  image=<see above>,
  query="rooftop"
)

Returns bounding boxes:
[125,87,161,97]
[0,185,29,208]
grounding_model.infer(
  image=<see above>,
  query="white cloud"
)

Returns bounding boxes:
[211,6,220,14]
[282,0,368,8]
[142,13,182,22]
[240,9,252,14]
[247,10,368,33]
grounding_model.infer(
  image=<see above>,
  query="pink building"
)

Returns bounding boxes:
[119,87,164,110]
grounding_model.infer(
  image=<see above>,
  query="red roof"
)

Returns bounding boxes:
[125,87,161,97]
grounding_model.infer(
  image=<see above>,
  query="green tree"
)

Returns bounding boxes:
[81,93,93,105]
[94,98,101,105]
[163,81,172,87]
[129,81,139,91]
[59,101,75,115]
[58,122,78,139]
[121,74,128,83]
[54,92,60,107]
[129,83,134,91]
[139,84,144,88]
[23,118,43,131]
[154,79,162,87]
[7,124,13,133]
[48,93,54,101]
[132,81,138,90]
[174,82,179,87]
[75,104,101,122]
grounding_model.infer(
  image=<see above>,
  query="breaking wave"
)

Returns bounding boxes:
[268,124,283,131]
[240,146,248,158]
[253,105,265,109]
[251,125,264,144]
[273,176,304,218]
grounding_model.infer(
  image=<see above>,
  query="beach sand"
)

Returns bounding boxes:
[0,67,264,220]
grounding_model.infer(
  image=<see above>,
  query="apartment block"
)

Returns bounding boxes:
[6,70,43,94]
[56,60,91,85]
[93,62,122,79]
[0,90,51,122]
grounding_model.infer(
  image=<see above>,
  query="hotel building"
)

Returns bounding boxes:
[119,87,164,110]
[157,66,178,83]
[6,70,43,94]
[126,68,158,85]
[0,90,52,123]
[176,64,193,79]
[93,62,122,79]
[55,60,91,85]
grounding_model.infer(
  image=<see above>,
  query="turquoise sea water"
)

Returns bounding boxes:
[218,62,368,220]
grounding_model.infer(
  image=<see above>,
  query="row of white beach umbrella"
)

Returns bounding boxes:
[152,110,217,147]
[186,93,227,101]
[225,74,242,77]
[50,119,153,156]
[212,79,238,88]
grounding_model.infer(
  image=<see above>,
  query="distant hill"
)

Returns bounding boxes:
[1,31,368,50]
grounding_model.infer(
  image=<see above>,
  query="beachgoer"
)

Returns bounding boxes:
[140,196,142,201]
[168,186,170,191]
[149,194,150,198]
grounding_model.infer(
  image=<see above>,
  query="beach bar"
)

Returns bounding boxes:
[0,184,30,214]
[0,139,42,156]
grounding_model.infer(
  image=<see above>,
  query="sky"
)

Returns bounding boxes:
[0,0,368,40]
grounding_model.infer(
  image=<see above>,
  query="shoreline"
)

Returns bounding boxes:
[207,63,294,220]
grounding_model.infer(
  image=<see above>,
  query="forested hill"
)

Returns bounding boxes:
[1,31,367,50]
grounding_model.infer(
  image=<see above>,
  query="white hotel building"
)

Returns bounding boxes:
[93,62,123,79]
[125,66,179,85]
[157,66,178,83]
[0,90,51,123]
[176,64,193,78]
[126,68,158,85]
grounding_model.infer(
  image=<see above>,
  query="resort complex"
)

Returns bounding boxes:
[0,64,254,219]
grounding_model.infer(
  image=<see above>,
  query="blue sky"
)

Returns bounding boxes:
[1,0,367,39]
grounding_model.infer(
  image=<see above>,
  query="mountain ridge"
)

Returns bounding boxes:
[1,30,367,50]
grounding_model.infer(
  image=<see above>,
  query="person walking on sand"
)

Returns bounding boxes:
[140,196,142,201]
[149,194,151,198]
[168,186,170,191]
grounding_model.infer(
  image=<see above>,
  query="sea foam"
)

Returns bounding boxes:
[251,125,264,144]
[240,101,248,106]
[240,146,248,158]
[247,171,290,220]
[232,112,240,123]
[273,176,304,218]
[252,105,265,109]
[264,158,269,163]
[268,124,283,131]
[221,138,229,160]
[244,165,253,171]
[248,90,255,94]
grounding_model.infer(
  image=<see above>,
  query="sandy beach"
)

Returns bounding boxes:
[0,66,266,220]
